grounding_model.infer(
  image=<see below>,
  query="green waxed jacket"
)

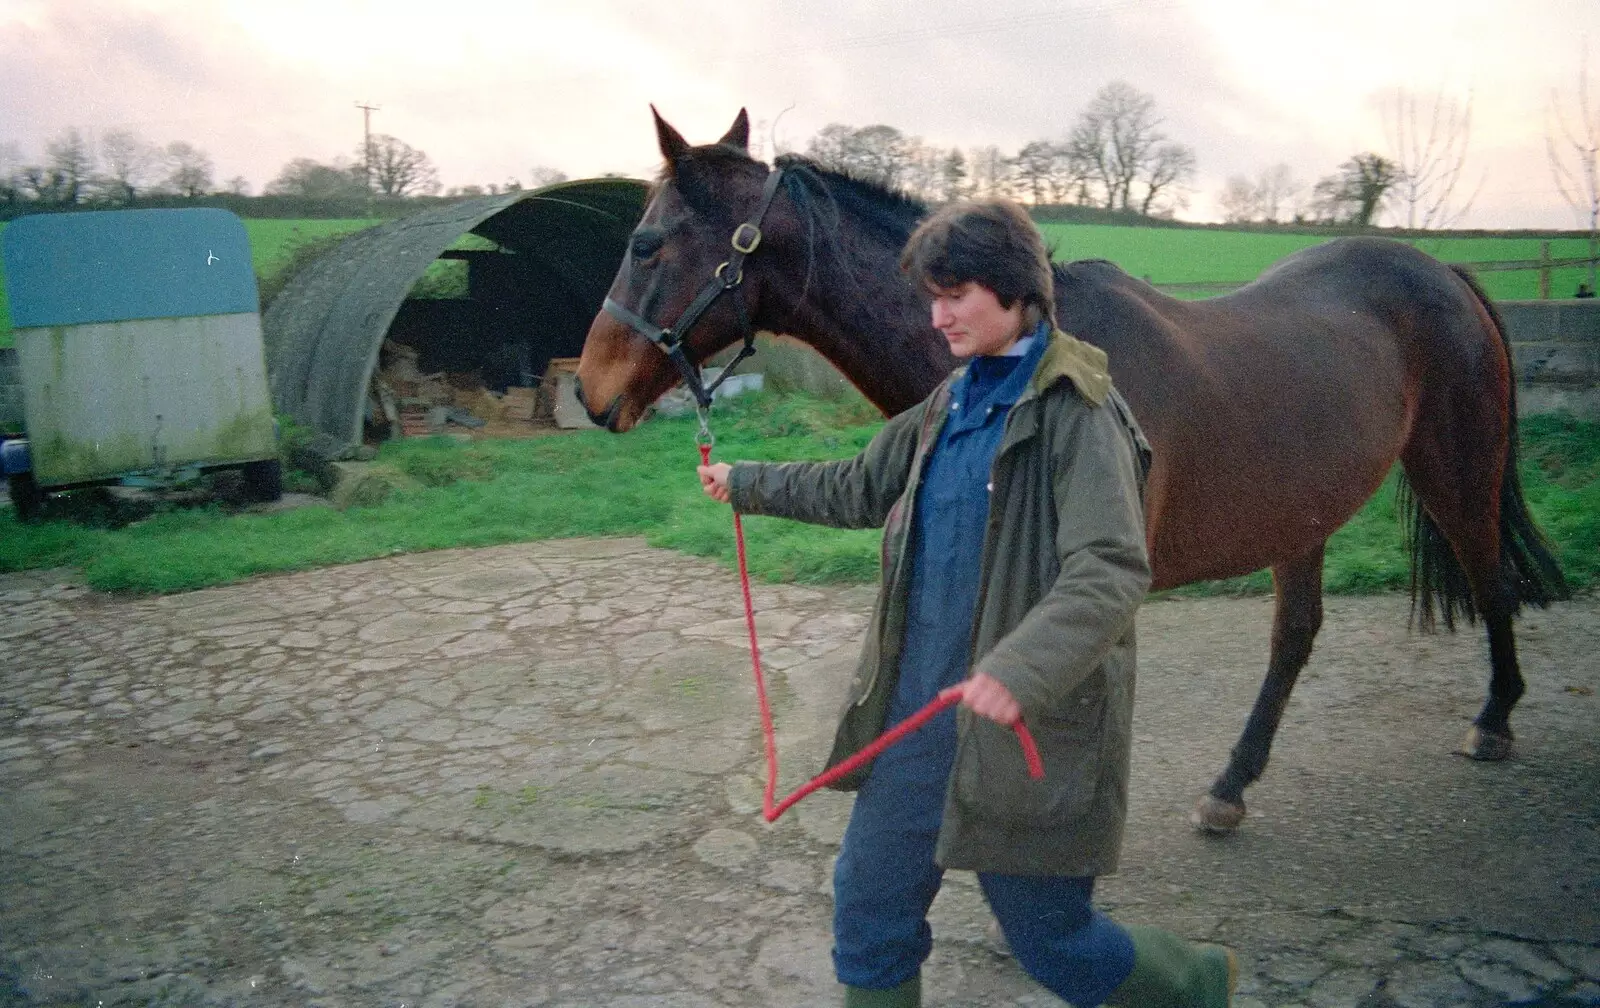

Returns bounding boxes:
[727,330,1153,877]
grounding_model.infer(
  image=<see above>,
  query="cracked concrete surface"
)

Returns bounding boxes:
[1,538,1596,1006]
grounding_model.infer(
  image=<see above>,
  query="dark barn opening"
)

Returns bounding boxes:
[263,178,648,455]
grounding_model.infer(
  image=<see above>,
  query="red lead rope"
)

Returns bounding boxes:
[699,442,1044,823]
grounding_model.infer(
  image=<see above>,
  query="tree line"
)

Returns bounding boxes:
[778,80,1491,230]
[798,81,1197,218]
[4,66,1597,244]
[0,127,571,213]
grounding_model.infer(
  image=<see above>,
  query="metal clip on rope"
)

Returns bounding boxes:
[695,407,715,449]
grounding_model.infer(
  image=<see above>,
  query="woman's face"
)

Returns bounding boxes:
[928,282,1024,359]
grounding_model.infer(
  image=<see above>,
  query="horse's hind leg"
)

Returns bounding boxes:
[1463,611,1521,760]
[1400,426,1524,761]
[1191,547,1325,832]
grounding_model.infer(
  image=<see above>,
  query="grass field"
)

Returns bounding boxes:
[1,392,1594,598]
[1035,224,1598,301]
[0,215,1594,348]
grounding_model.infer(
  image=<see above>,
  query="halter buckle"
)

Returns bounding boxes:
[731,223,762,255]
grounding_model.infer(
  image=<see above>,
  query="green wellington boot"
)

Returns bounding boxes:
[843,974,921,1008]
[1105,924,1237,1008]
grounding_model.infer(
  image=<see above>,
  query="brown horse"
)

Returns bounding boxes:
[575,108,1570,832]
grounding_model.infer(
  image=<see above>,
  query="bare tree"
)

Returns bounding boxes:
[1383,88,1479,229]
[223,175,251,196]
[851,124,914,189]
[99,129,160,203]
[1045,142,1097,205]
[43,128,94,204]
[1255,163,1299,223]
[805,123,922,191]
[805,123,856,172]
[265,157,367,199]
[1139,142,1195,216]
[1548,47,1600,290]
[1218,175,1258,223]
[360,133,440,197]
[899,142,943,203]
[966,145,1012,198]
[1067,81,1196,214]
[529,165,568,189]
[1311,152,1401,226]
[938,148,969,203]
[1218,164,1301,224]
[0,141,23,205]
[1010,140,1057,204]
[163,141,214,197]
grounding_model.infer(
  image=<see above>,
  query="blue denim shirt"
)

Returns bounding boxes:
[885,325,1049,747]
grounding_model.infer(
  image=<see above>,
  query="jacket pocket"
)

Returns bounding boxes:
[952,690,1103,828]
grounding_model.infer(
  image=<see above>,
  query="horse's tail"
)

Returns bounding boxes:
[1399,266,1571,632]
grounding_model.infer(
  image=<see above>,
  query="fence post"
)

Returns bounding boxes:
[1538,241,1552,300]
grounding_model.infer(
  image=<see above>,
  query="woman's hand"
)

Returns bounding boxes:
[698,462,732,504]
[961,671,1021,726]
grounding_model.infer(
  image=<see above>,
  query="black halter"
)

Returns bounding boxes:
[603,165,786,411]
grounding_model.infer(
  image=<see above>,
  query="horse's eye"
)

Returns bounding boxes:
[631,232,663,260]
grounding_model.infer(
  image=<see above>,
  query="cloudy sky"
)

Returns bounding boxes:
[1,0,1595,229]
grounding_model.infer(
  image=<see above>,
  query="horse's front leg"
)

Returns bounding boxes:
[1191,549,1326,832]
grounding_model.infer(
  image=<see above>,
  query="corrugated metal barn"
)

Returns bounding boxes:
[263,178,648,456]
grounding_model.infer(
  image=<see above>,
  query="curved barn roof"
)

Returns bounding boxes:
[263,177,648,455]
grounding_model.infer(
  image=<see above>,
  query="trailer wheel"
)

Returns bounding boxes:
[7,471,45,522]
[241,459,283,503]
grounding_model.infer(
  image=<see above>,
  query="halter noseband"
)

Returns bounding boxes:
[603,165,787,411]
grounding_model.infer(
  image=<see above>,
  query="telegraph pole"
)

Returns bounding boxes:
[354,100,380,190]
[355,100,380,216]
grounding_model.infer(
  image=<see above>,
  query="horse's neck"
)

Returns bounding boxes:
[764,240,952,416]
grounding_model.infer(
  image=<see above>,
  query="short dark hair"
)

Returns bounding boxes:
[899,199,1055,325]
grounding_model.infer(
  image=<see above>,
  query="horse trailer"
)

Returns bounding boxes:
[1,208,280,520]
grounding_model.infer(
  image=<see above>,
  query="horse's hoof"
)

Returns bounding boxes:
[1189,795,1246,833]
[986,918,1011,958]
[1457,725,1515,761]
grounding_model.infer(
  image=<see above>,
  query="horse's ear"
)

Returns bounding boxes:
[652,105,690,165]
[717,109,750,153]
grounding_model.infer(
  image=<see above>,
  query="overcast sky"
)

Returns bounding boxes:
[1,0,1595,229]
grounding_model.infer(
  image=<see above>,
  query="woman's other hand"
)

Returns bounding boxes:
[961,671,1021,726]
[698,463,732,503]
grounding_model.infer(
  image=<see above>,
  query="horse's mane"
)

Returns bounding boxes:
[662,144,926,249]
[772,153,928,251]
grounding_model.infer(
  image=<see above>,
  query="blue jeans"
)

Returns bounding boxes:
[831,717,1135,1004]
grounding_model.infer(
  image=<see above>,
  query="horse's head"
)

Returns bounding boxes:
[576,107,783,431]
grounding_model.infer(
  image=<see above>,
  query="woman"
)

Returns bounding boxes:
[698,199,1235,1008]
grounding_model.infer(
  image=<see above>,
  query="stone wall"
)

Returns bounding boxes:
[1499,300,1600,418]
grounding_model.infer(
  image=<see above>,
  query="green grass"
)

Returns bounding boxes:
[1036,224,1597,301]
[239,218,382,282]
[1,392,1594,599]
